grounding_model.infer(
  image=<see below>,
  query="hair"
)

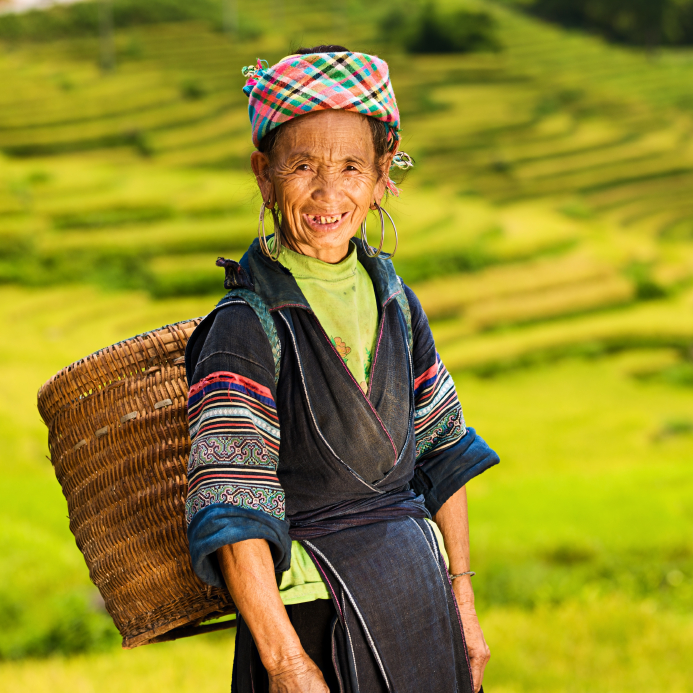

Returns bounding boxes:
[257,44,392,167]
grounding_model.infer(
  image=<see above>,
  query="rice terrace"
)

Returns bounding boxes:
[0,0,692,690]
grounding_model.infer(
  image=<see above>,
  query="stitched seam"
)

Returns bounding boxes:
[373,304,416,486]
[395,280,414,354]
[366,310,386,399]
[304,541,392,692]
[415,518,446,584]
[240,293,282,385]
[331,618,346,693]
[381,287,401,308]
[277,311,379,493]
[414,520,474,684]
[269,302,311,311]
[305,546,344,621]
[341,591,360,691]
[195,351,274,377]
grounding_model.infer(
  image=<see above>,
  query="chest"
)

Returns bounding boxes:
[272,301,417,512]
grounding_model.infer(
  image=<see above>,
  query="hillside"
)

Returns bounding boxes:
[1,0,692,375]
[0,1,692,690]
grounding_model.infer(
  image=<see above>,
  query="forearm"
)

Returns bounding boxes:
[217,539,303,672]
[433,485,474,605]
[434,485,490,692]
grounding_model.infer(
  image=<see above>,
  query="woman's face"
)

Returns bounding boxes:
[251,110,392,263]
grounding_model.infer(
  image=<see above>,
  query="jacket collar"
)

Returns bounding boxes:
[240,237,403,313]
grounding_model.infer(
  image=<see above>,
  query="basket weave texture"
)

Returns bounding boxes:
[37,318,236,649]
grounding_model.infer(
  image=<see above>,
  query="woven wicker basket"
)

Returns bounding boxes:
[37,318,237,649]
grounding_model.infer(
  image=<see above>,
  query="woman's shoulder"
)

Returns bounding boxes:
[400,281,427,324]
[398,280,437,363]
[185,298,281,385]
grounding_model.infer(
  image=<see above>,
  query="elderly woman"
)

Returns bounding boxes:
[184,45,499,693]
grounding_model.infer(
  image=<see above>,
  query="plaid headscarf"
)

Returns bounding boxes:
[243,51,401,151]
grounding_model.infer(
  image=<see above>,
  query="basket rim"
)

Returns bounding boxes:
[37,316,205,411]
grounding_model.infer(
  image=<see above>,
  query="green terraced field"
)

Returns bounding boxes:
[1,0,692,690]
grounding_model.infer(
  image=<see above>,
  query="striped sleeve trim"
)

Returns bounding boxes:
[189,371,275,407]
[414,354,466,461]
[414,362,438,395]
[186,371,285,525]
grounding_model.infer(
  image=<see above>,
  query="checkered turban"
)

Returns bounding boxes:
[242,51,401,151]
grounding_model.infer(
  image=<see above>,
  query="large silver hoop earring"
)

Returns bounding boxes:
[361,202,398,259]
[258,201,281,261]
[361,204,385,258]
[270,206,283,256]
[377,203,398,259]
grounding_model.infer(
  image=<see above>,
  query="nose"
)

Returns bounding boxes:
[310,171,344,206]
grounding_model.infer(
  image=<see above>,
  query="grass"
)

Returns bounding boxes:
[0,633,235,693]
[1,602,692,691]
[1,0,693,688]
[436,292,693,374]
[482,599,693,693]
[1,285,692,688]
[413,252,622,319]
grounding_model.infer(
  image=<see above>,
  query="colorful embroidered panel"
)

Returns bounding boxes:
[413,354,466,461]
[186,371,284,524]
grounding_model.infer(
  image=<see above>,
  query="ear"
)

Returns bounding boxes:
[250,151,274,204]
[372,151,396,207]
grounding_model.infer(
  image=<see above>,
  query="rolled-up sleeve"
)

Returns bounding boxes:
[404,285,500,516]
[185,303,291,587]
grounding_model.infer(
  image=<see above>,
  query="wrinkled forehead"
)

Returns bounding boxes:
[273,110,377,163]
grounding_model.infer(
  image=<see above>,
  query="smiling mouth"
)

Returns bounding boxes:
[306,212,347,225]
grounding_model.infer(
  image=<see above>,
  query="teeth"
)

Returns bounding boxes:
[313,215,340,224]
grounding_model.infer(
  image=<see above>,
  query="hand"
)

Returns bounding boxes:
[453,583,490,693]
[216,542,329,692]
[267,651,330,693]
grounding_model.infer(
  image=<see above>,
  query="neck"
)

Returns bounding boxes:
[283,237,351,264]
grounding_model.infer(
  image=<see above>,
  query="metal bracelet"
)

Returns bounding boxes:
[449,571,476,580]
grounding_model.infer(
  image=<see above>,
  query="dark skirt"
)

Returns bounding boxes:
[232,600,485,693]
[232,600,341,693]
[232,519,477,693]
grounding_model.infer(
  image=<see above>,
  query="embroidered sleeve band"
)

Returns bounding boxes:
[414,354,466,461]
[186,371,285,526]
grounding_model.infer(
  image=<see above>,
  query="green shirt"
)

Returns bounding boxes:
[279,241,379,392]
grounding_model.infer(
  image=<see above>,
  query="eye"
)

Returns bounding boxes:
[345,164,358,171]
[295,164,311,172]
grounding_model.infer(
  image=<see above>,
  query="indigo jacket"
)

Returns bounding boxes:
[185,238,499,692]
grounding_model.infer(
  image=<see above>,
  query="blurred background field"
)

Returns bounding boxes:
[0,0,692,690]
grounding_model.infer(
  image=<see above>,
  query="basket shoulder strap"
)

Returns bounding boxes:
[395,278,413,356]
[218,288,281,386]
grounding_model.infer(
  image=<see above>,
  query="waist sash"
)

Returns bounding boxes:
[288,489,429,541]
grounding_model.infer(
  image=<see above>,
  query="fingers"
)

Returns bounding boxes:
[472,660,485,692]
[455,603,490,692]
[470,643,491,692]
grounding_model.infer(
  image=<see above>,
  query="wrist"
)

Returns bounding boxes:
[253,625,305,674]
[452,578,475,605]
[263,647,308,676]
